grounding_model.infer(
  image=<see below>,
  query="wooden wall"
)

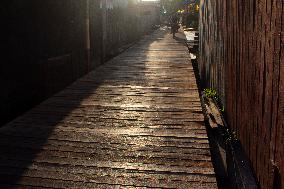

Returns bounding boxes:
[199,0,284,188]
[2,0,89,126]
[1,0,159,126]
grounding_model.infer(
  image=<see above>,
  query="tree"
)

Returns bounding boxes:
[160,0,184,15]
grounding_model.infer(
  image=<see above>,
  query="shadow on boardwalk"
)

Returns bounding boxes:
[0,28,217,188]
[0,31,153,188]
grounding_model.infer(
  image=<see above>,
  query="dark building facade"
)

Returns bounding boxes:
[1,0,159,126]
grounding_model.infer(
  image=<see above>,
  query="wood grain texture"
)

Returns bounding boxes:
[0,29,217,189]
[199,0,284,188]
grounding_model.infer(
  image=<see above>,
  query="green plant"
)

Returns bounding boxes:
[204,88,218,100]
[204,88,226,113]
[220,105,225,112]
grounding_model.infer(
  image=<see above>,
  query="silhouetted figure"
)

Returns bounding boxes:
[170,14,179,38]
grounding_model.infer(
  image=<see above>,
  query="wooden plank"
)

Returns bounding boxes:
[0,29,217,188]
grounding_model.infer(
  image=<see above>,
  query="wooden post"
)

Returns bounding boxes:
[86,0,91,72]
[101,0,107,63]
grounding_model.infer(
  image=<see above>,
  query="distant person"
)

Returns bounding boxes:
[170,13,179,38]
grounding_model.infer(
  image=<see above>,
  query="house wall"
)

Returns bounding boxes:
[1,0,159,126]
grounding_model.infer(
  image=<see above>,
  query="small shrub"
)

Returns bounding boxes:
[204,88,226,113]
[204,88,218,100]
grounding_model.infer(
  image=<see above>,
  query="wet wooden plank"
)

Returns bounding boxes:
[0,28,217,188]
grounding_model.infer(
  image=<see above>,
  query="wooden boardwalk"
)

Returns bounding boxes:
[0,28,217,189]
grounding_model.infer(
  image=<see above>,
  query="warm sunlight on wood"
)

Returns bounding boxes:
[1,1,283,189]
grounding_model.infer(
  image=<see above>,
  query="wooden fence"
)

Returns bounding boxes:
[199,0,284,188]
[1,0,159,126]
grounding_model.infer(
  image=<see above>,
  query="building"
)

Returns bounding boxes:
[1,0,160,126]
